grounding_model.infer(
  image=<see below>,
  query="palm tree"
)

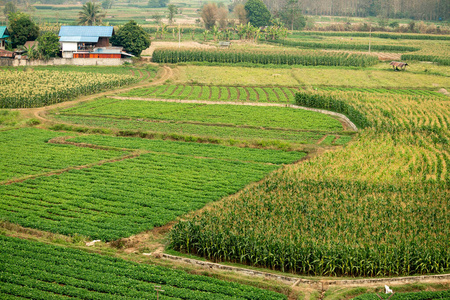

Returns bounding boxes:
[78,2,106,26]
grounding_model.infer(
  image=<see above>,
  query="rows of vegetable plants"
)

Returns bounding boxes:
[119,84,299,103]
[67,135,306,165]
[0,150,277,240]
[152,48,379,67]
[51,114,327,146]
[0,235,286,300]
[61,99,344,132]
[0,128,123,182]
[0,70,137,108]
[169,89,450,276]
[267,39,419,52]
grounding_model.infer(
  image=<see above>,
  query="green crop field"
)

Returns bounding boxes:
[59,98,344,131]
[51,114,328,146]
[0,69,137,109]
[119,84,298,102]
[0,128,124,182]
[169,87,450,277]
[0,131,296,240]
[0,235,286,300]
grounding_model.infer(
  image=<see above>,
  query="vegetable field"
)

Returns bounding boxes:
[0,128,123,182]
[52,114,328,146]
[0,70,137,108]
[119,84,299,103]
[0,235,286,300]
[0,129,305,240]
[61,98,344,131]
[169,88,450,277]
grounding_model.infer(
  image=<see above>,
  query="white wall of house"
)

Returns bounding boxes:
[61,42,77,58]
[0,39,5,50]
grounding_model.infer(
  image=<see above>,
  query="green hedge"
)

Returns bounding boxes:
[401,54,450,65]
[152,48,379,67]
[295,92,371,129]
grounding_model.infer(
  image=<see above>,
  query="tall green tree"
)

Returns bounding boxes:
[37,31,60,59]
[3,1,17,17]
[78,2,106,25]
[8,12,39,48]
[167,4,177,24]
[111,20,150,57]
[244,0,271,27]
[279,0,305,30]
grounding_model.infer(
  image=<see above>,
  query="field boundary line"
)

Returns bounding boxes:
[109,97,358,132]
[161,253,450,287]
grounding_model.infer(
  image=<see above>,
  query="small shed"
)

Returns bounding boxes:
[59,26,117,58]
[0,26,10,50]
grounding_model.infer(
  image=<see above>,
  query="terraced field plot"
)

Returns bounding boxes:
[0,235,286,300]
[119,84,299,103]
[0,129,303,240]
[0,128,124,182]
[53,114,328,145]
[170,89,450,277]
[61,98,342,130]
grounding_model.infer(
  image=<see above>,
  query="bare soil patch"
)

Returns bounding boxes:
[141,41,216,56]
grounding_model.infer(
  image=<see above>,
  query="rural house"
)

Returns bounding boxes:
[0,26,10,50]
[58,26,132,59]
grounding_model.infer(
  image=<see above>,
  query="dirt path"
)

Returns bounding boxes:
[109,96,358,132]
[15,65,173,123]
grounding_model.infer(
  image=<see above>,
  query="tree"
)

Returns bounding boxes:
[111,20,150,57]
[167,4,177,24]
[244,0,271,27]
[3,1,17,17]
[201,3,218,30]
[217,6,228,29]
[78,2,106,26]
[101,0,113,10]
[151,13,162,24]
[233,3,247,25]
[37,31,60,59]
[147,0,168,8]
[8,12,39,48]
[278,0,305,30]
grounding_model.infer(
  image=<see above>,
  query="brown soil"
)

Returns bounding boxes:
[141,41,216,57]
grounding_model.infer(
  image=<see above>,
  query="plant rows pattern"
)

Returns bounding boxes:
[0,128,307,240]
[119,85,299,103]
[0,235,286,299]
[61,99,344,132]
[169,89,450,277]
[152,48,379,67]
[0,70,137,108]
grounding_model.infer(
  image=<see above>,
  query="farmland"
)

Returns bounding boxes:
[0,235,286,300]
[1,24,450,299]
[169,86,450,276]
[0,128,300,240]
[60,98,343,131]
[0,69,137,108]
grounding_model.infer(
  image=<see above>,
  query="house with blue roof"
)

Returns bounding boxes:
[0,26,10,50]
[59,25,131,59]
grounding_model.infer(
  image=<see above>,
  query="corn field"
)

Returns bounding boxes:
[152,48,379,67]
[0,70,137,108]
[169,89,450,277]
